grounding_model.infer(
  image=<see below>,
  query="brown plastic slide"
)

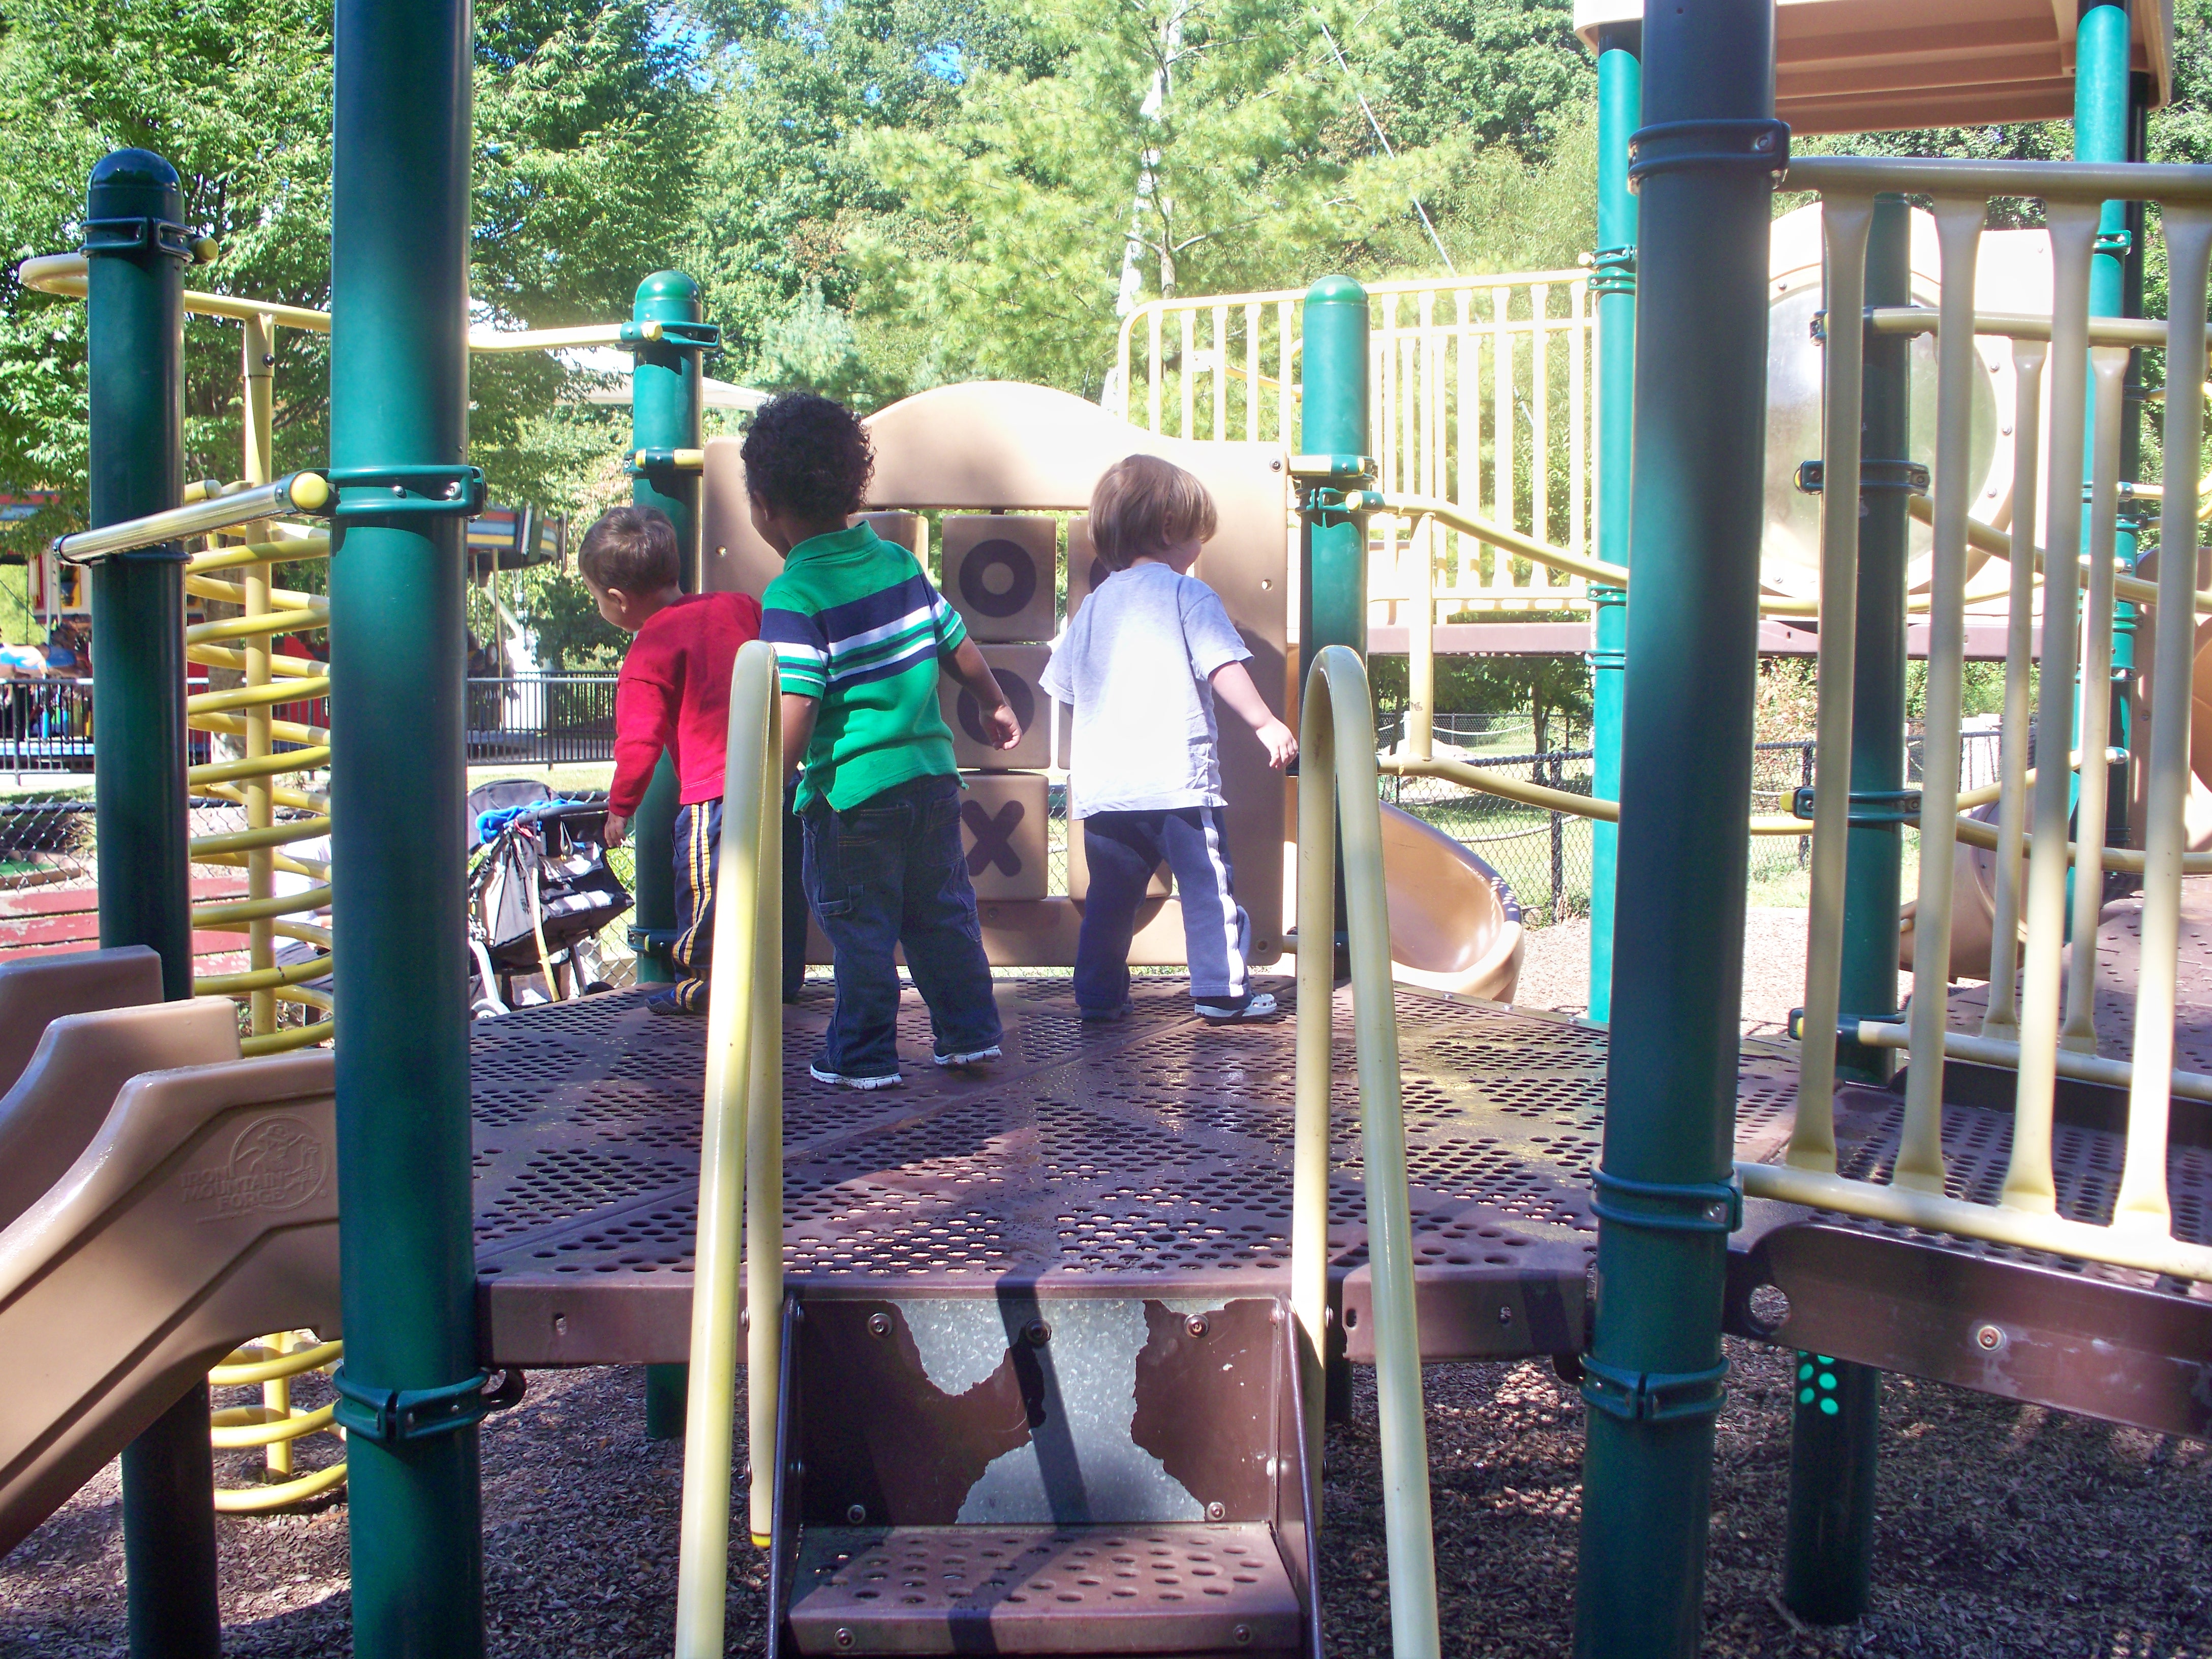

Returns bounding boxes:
[1284,785,1524,1002]
[0,950,339,1557]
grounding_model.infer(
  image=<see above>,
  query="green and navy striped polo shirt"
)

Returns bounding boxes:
[760,522,968,811]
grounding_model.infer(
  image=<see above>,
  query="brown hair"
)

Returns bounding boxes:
[1087,454,1218,571]
[577,506,680,594]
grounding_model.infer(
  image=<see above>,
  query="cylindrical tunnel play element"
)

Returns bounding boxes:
[326,2,487,1653]
[1586,27,1639,1026]
[84,145,224,1659]
[1574,5,1778,1656]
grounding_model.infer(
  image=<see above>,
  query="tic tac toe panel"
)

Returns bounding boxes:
[857,511,927,567]
[940,643,1050,772]
[1064,515,1113,622]
[957,772,1050,901]
[941,516,1059,643]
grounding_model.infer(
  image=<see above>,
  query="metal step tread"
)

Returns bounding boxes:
[787,1523,1301,1655]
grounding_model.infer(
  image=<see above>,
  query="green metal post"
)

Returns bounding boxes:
[328,3,485,1653]
[1572,5,1776,1654]
[1780,195,1909,1626]
[1298,277,1370,662]
[2077,3,2132,840]
[85,149,220,1659]
[630,269,707,1440]
[1587,26,1640,1025]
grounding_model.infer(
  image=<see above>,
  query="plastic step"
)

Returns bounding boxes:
[786,1523,1302,1655]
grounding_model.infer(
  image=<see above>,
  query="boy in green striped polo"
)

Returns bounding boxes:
[753,393,1022,1090]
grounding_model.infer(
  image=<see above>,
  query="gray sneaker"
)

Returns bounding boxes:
[933,1045,1003,1069]
[810,1062,903,1091]
[1195,992,1280,1023]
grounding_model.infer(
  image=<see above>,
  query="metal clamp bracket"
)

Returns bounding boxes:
[630,447,705,475]
[1789,784,1921,825]
[1579,1354,1730,1423]
[82,214,195,263]
[621,319,721,351]
[1625,119,1790,194]
[2094,227,2133,259]
[1287,454,1376,483]
[1586,244,1637,297]
[1589,1168,1742,1235]
[331,1363,524,1446]
[627,924,679,961]
[328,465,488,523]
[1795,458,1929,497]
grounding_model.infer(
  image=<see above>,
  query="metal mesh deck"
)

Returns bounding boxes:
[471,958,2212,1378]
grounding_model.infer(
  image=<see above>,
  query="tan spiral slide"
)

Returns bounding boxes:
[0,948,339,1558]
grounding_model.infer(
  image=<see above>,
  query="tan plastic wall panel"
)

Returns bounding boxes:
[0,1051,340,1557]
[1064,516,1113,622]
[703,381,1289,967]
[0,946,161,1099]
[942,643,1051,771]
[942,516,1060,644]
[959,772,1050,902]
[0,999,242,1233]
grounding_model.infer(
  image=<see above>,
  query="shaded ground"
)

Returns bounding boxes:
[5,1345,2207,1656]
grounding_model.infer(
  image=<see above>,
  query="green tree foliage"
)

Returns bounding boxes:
[0,0,710,560]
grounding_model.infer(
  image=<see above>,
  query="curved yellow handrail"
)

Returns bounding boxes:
[1294,646,1440,1659]
[674,640,786,1659]
[208,1332,346,1512]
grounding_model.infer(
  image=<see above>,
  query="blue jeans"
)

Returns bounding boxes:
[802,772,1001,1075]
[1074,807,1250,1011]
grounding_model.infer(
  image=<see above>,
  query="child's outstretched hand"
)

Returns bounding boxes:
[1254,718,1298,770]
[603,811,628,848]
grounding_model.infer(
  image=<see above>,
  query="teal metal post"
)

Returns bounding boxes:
[2110,78,2149,833]
[1572,4,1777,1653]
[2077,4,2133,837]
[1586,26,1640,1025]
[630,270,707,1441]
[85,148,221,1659]
[1780,194,1910,1625]
[1298,277,1370,662]
[327,3,486,1653]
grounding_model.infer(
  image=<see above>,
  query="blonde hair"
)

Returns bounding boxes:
[1087,454,1218,571]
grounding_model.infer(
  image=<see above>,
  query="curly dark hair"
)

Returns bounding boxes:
[740,392,875,518]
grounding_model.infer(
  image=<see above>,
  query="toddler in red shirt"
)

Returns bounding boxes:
[581,506,763,1015]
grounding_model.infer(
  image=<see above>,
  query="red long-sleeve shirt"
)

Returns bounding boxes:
[609,591,764,815]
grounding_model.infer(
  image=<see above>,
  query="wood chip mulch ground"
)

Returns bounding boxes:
[3,1339,2206,1656]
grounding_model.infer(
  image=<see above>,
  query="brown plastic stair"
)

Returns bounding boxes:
[767,1292,1320,1659]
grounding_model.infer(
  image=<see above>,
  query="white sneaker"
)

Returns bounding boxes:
[933,1045,1003,1069]
[1195,992,1279,1023]
[810,1062,903,1090]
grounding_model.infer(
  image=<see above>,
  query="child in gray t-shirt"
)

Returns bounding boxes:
[1042,455,1297,1022]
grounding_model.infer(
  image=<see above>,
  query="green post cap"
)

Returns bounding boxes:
[1305,274,1366,305]
[86,147,181,219]
[634,269,702,319]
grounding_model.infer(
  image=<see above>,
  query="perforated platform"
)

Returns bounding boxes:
[471,952,2212,1437]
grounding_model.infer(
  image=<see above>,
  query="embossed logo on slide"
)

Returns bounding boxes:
[180,1117,327,1216]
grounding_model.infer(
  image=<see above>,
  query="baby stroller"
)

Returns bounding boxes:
[466,783,633,1016]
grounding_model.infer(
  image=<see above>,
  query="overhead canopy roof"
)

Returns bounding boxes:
[1573,0,2172,134]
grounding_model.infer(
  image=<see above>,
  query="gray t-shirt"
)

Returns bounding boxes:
[1041,561,1252,816]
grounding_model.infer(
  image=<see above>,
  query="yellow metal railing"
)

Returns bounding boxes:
[675,639,785,1658]
[1759,155,2212,1283]
[208,1333,347,1511]
[1291,645,1439,1659]
[1114,272,1596,618]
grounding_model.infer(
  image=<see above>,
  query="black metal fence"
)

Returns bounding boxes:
[466,675,619,765]
[0,680,100,777]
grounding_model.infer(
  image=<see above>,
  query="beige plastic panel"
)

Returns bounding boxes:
[959,772,1050,902]
[942,643,1051,772]
[0,1050,340,1557]
[0,998,242,1232]
[941,515,1058,644]
[703,383,1288,967]
[0,946,162,1099]
[1064,516,1113,623]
